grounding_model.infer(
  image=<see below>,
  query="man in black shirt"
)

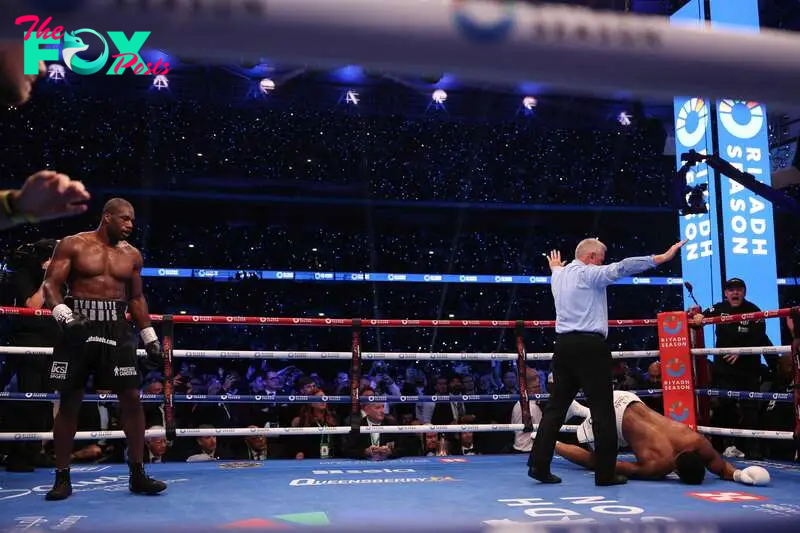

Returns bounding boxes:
[2,239,60,471]
[692,277,775,458]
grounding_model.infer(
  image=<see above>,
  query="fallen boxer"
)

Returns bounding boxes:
[553,390,770,486]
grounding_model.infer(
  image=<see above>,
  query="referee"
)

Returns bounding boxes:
[529,237,685,486]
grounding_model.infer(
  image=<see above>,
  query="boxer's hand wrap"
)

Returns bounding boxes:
[733,466,770,486]
[52,304,76,325]
[53,303,89,344]
[141,327,163,371]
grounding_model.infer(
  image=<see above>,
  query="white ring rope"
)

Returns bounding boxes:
[691,346,792,356]
[1,423,789,441]
[0,346,672,360]
[3,0,800,110]
[2,346,792,360]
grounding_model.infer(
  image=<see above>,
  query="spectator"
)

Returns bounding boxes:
[290,390,338,460]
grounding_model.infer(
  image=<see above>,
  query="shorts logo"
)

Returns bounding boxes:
[114,366,137,377]
[50,361,68,380]
[87,336,117,346]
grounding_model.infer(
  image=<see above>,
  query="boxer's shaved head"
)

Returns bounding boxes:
[103,198,133,215]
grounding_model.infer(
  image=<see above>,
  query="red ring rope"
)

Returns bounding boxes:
[1,305,797,327]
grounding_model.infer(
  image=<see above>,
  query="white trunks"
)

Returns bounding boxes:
[575,391,643,449]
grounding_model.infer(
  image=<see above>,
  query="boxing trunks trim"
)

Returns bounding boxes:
[576,391,643,449]
[67,297,127,322]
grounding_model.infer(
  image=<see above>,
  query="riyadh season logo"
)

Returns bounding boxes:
[718,100,765,140]
[16,15,171,76]
[676,98,709,148]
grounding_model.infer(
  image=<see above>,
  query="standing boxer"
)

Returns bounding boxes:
[43,198,166,500]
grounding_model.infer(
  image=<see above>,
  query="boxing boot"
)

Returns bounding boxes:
[128,463,167,495]
[45,468,73,501]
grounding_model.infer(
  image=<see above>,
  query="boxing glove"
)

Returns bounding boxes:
[733,466,770,486]
[140,327,164,372]
[52,303,89,345]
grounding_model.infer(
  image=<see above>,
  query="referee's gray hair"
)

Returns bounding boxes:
[575,238,607,259]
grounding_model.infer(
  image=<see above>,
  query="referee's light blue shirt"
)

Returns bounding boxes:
[551,256,657,338]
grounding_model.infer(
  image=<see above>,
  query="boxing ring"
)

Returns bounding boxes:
[3,1,800,531]
[1,305,799,533]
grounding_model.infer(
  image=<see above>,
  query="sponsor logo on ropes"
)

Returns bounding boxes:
[688,491,768,503]
[90,431,117,439]
[191,315,212,323]
[219,394,241,401]
[24,392,49,399]
[226,316,247,323]
[14,433,40,440]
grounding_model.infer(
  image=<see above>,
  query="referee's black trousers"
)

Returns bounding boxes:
[529,332,617,482]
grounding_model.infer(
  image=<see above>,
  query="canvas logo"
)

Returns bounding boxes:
[290,475,454,486]
[219,462,261,469]
[312,468,415,475]
[688,491,768,503]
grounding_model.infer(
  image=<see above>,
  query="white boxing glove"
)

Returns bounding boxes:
[733,466,770,486]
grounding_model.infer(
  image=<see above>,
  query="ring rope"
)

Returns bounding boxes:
[3,346,792,361]
[1,305,795,328]
[1,423,790,442]
[3,0,800,109]
[0,389,792,404]
[0,346,663,360]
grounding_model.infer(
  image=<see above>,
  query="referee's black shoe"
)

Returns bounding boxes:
[595,474,627,486]
[528,468,562,484]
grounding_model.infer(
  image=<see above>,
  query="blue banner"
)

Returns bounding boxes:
[670,0,723,342]
[710,0,781,346]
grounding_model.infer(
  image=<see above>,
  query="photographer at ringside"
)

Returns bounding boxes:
[0,239,60,471]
